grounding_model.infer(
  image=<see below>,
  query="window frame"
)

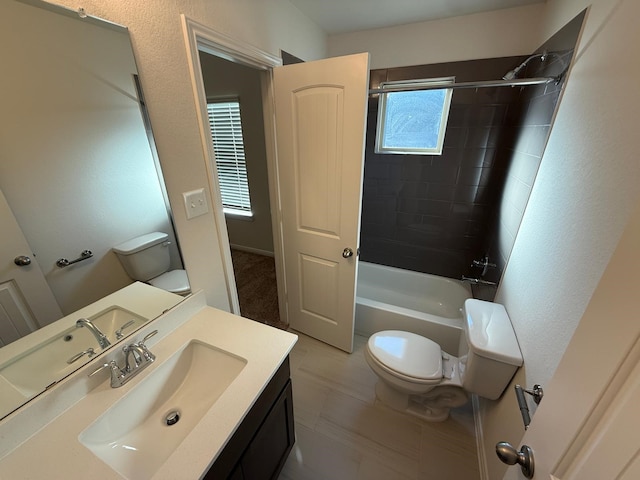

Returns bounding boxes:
[206,98,253,218]
[375,76,454,156]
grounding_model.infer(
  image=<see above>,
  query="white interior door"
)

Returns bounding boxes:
[500,200,640,480]
[273,53,369,353]
[0,189,62,346]
[555,341,640,480]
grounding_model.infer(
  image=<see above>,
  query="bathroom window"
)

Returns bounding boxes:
[375,77,454,155]
[207,100,253,217]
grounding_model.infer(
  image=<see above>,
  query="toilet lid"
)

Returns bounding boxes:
[367,330,442,381]
[149,269,190,294]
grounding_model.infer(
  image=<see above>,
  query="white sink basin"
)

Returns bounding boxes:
[0,307,147,397]
[79,340,247,479]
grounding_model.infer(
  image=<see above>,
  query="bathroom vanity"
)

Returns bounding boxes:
[0,291,298,479]
[205,358,295,479]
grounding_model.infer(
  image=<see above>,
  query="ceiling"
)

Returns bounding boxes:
[288,0,544,34]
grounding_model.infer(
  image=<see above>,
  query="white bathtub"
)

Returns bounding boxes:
[355,262,472,355]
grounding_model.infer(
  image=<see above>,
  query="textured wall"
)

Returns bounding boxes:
[328,4,544,70]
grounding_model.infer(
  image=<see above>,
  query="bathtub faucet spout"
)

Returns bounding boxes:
[461,276,497,287]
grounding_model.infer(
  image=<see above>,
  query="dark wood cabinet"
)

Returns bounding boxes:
[204,357,295,480]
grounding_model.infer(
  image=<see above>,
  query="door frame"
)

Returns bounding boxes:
[181,15,288,322]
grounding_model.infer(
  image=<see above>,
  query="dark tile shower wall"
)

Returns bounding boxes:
[360,10,585,286]
[479,57,567,285]
[481,9,586,285]
[360,57,527,279]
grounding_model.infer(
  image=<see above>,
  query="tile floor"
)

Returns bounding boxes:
[278,332,481,480]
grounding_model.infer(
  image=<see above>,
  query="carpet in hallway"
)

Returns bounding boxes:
[230,249,287,330]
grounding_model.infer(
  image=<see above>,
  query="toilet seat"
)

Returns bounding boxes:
[149,269,190,295]
[367,331,443,383]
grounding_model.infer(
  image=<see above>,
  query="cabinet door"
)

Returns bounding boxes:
[240,380,295,480]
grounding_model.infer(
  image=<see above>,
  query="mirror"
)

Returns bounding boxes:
[0,0,186,418]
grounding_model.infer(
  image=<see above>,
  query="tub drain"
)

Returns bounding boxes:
[165,410,181,426]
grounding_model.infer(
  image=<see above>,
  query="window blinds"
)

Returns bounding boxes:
[207,101,252,215]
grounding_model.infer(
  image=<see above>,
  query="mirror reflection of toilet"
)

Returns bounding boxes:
[365,299,523,421]
[113,232,191,296]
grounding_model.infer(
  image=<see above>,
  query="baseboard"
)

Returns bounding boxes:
[229,244,274,257]
[473,394,490,480]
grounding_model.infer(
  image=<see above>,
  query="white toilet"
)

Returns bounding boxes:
[113,232,191,296]
[365,299,523,421]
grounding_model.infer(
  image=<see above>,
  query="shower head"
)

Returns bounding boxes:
[503,51,550,81]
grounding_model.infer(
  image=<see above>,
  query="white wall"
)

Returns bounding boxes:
[328,4,544,69]
[0,1,179,315]
[483,0,640,478]
[46,0,327,310]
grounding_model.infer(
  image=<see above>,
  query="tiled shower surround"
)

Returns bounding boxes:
[361,56,528,280]
[360,10,584,287]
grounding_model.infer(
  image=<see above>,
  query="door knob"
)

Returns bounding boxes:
[342,247,354,258]
[496,442,534,478]
[14,255,32,266]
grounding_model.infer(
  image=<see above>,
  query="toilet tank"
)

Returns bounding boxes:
[112,232,171,281]
[458,299,523,400]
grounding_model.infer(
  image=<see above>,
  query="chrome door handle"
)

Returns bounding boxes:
[342,247,354,258]
[14,255,32,266]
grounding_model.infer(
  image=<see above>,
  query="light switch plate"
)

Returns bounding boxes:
[183,188,208,219]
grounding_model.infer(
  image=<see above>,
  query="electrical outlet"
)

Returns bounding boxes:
[183,188,208,219]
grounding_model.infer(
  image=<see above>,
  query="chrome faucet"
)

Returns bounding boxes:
[123,340,155,372]
[89,330,157,388]
[76,317,111,349]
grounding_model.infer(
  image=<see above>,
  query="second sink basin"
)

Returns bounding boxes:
[79,340,247,479]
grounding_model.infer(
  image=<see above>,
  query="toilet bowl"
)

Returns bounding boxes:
[113,232,191,296]
[365,299,523,421]
[147,269,190,296]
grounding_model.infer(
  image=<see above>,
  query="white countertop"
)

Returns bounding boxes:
[0,292,298,479]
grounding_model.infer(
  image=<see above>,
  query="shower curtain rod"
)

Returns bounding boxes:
[368,76,557,95]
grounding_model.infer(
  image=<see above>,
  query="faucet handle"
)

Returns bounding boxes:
[67,347,96,364]
[115,320,135,339]
[138,330,158,363]
[88,360,119,377]
[140,329,158,346]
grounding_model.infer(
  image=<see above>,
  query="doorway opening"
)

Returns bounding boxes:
[198,51,284,329]
[182,17,288,329]
[198,50,286,329]
[182,16,369,352]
